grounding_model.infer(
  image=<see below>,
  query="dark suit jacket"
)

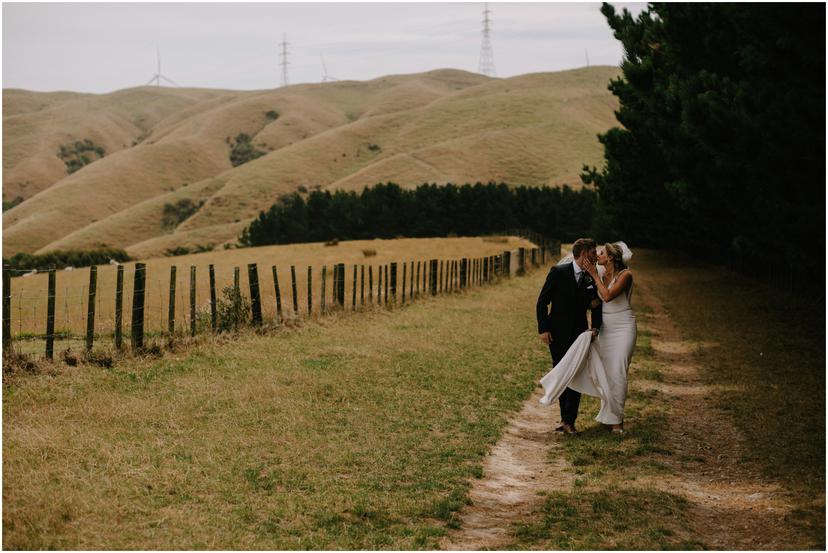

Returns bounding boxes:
[536,262,603,362]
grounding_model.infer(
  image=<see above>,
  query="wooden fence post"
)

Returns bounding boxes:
[390,263,397,304]
[45,269,56,360]
[368,266,373,304]
[168,266,177,338]
[248,264,262,326]
[438,260,444,293]
[460,258,468,289]
[352,265,357,310]
[307,267,313,315]
[409,261,415,299]
[377,265,382,305]
[331,264,337,306]
[360,265,365,307]
[402,262,407,304]
[85,265,98,352]
[190,266,197,336]
[115,265,124,351]
[484,256,490,283]
[2,266,10,354]
[429,259,438,295]
[234,267,240,296]
[209,265,217,331]
[321,266,327,315]
[272,266,282,322]
[415,261,421,297]
[384,264,389,306]
[338,263,346,308]
[503,251,511,278]
[131,263,146,351]
[291,265,298,316]
[517,248,526,276]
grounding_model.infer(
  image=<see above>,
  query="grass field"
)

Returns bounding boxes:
[3,66,619,257]
[3,258,549,549]
[506,290,702,549]
[637,251,825,534]
[7,235,534,353]
[503,249,825,549]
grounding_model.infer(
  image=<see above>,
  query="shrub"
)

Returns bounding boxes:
[58,138,106,174]
[3,247,130,272]
[325,239,339,247]
[265,110,279,120]
[229,133,266,167]
[362,249,377,257]
[164,246,191,257]
[367,143,381,152]
[2,351,40,375]
[162,199,203,229]
[217,286,250,332]
[3,196,23,211]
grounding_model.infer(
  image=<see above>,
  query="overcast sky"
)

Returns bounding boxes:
[3,2,646,93]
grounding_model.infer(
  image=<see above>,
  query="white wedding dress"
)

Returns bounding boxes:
[539,270,637,425]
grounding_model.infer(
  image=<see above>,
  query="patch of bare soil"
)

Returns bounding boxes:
[439,388,574,550]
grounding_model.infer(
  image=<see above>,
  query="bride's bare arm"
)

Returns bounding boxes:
[587,264,632,302]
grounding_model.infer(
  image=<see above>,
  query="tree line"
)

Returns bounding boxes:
[4,248,131,273]
[584,3,824,276]
[240,182,597,247]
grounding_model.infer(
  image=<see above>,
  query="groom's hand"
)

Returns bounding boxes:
[539,332,551,345]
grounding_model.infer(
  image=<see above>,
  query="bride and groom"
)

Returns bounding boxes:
[536,238,636,435]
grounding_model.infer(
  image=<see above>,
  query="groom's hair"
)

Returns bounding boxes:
[572,238,597,258]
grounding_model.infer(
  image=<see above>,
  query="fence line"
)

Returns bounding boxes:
[3,236,562,359]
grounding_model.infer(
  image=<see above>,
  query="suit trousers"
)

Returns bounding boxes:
[550,343,581,425]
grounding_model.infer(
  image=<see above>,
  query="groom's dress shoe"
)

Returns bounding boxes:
[556,423,578,435]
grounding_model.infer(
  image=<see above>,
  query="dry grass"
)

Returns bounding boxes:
[3,66,619,257]
[506,249,825,550]
[3,261,550,549]
[634,250,825,535]
[7,235,534,341]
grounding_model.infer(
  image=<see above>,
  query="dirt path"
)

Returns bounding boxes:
[634,275,806,550]
[441,265,808,550]
[439,388,574,550]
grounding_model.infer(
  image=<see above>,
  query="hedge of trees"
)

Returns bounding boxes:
[240,182,597,247]
[583,3,824,276]
[3,248,131,272]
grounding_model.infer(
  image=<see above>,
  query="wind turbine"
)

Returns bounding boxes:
[321,54,338,82]
[146,47,180,87]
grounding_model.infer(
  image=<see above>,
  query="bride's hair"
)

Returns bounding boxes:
[604,243,627,271]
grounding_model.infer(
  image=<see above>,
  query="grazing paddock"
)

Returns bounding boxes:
[6,235,535,356]
[3,260,551,549]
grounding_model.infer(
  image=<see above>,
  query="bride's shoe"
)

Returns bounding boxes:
[610,424,624,434]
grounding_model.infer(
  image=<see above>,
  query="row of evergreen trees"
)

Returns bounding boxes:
[240,182,597,247]
[584,3,824,277]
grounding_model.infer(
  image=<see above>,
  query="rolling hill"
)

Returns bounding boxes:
[2,66,620,258]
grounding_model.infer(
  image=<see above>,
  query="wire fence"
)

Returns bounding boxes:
[2,232,562,361]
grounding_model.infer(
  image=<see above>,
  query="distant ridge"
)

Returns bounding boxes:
[3,66,620,258]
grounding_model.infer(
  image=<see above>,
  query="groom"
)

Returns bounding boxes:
[536,238,603,435]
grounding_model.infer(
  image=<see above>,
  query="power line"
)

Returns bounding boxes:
[478,3,496,77]
[279,33,290,87]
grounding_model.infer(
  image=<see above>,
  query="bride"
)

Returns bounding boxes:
[539,242,637,433]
